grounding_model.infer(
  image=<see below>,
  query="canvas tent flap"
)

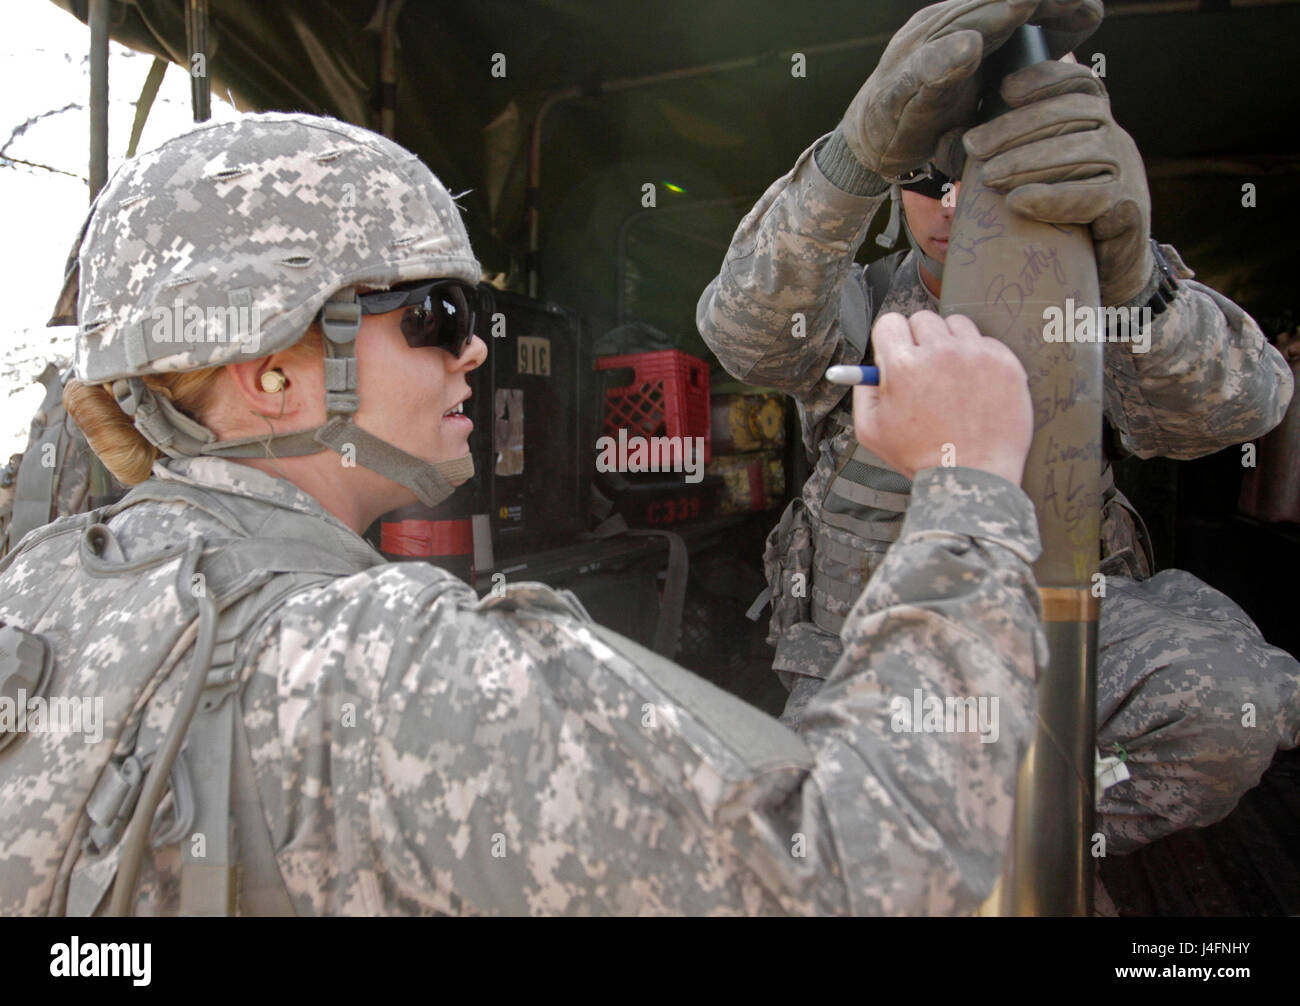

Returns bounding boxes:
[48,0,1300,335]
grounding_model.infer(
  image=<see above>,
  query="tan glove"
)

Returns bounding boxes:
[962,60,1154,306]
[839,0,1103,181]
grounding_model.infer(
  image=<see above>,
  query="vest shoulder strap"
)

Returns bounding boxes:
[864,249,908,329]
[63,505,379,916]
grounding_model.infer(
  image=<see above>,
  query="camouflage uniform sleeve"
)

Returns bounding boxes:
[695,135,890,433]
[343,468,1040,916]
[1104,245,1294,459]
[797,466,1045,914]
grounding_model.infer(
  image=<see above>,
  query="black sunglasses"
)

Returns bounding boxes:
[898,164,953,201]
[357,279,480,357]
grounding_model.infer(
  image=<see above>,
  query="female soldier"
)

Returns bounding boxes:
[0,112,1039,916]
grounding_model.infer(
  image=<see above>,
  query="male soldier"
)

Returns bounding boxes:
[4,112,1044,916]
[698,0,1300,853]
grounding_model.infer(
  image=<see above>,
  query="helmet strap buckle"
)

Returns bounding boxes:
[319,287,361,348]
[319,288,362,415]
[111,378,145,417]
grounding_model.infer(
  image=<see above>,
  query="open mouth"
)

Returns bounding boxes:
[443,399,473,429]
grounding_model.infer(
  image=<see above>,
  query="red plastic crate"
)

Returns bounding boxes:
[595,350,711,463]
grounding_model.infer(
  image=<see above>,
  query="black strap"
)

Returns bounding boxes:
[625,529,689,658]
[583,512,689,659]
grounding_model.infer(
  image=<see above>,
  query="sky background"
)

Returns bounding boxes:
[0,0,238,457]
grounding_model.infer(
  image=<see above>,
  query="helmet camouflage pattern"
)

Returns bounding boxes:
[53,111,480,383]
[48,112,480,507]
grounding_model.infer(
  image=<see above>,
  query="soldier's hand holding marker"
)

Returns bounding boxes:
[843,311,1033,486]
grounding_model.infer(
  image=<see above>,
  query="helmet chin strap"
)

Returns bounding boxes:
[874,184,944,282]
[311,416,473,507]
[113,287,474,509]
[308,289,474,507]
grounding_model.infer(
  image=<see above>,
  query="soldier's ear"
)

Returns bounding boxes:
[223,355,305,421]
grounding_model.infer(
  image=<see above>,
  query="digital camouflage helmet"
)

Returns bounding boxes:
[49,111,481,506]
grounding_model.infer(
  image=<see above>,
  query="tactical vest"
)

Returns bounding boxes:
[766,252,1154,666]
[0,471,388,916]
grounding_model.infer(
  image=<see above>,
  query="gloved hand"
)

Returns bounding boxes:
[839,0,1103,181]
[962,60,1154,306]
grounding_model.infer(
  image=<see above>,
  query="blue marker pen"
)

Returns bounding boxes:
[825,365,880,386]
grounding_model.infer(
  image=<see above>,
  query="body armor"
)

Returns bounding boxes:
[0,463,386,915]
[767,250,1154,677]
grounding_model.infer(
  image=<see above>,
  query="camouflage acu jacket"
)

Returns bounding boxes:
[696,136,1293,682]
[698,136,1292,463]
[0,455,1046,915]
